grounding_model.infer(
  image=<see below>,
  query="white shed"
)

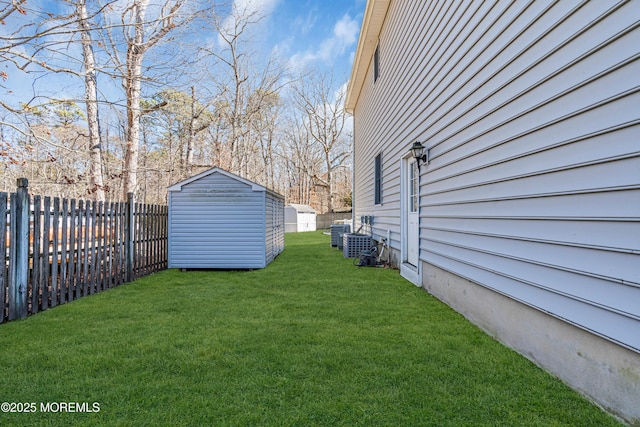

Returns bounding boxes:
[168,168,284,269]
[284,204,316,233]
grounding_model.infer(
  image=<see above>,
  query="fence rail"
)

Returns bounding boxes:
[1,178,167,323]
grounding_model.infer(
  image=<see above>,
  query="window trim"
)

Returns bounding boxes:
[373,43,380,83]
[374,152,382,205]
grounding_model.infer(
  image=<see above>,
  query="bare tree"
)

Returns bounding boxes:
[204,2,287,180]
[77,0,106,201]
[291,73,351,212]
[0,1,27,26]
[0,1,114,199]
[0,0,353,208]
[251,89,280,189]
[94,0,204,199]
[118,0,183,199]
[278,113,321,206]
[143,86,213,175]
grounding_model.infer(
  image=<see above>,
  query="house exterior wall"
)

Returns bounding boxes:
[168,171,269,269]
[348,0,640,422]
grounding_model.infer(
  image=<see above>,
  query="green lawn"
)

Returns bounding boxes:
[0,231,621,426]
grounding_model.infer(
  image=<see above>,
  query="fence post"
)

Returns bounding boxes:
[9,178,29,320]
[125,192,134,282]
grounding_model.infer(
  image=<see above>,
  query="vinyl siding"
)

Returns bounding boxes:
[352,0,640,352]
[284,205,317,232]
[266,195,274,264]
[265,193,285,264]
[168,171,269,269]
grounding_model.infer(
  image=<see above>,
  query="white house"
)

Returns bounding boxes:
[345,0,640,423]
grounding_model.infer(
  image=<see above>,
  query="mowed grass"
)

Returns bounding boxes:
[0,232,621,426]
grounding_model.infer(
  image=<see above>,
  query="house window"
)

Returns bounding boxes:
[374,44,380,82]
[374,153,382,205]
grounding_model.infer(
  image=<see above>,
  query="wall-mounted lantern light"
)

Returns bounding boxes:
[410,141,428,167]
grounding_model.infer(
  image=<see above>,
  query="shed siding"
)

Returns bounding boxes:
[353,0,640,353]
[285,205,317,232]
[266,195,273,264]
[169,172,267,269]
[265,194,285,263]
[265,194,278,265]
[273,196,285,255]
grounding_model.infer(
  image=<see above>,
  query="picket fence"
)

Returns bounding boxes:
[1,178,167,322]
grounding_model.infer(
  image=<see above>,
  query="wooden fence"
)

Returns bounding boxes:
[316,211,353,229]
[1,178,167,323]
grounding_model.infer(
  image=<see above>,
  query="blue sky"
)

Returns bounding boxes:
[266,0,365,78]
[218,0,366,87]
[1,0,366,109]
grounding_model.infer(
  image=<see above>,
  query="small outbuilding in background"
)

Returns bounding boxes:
[285,204,317,233]
[168,167,284,269]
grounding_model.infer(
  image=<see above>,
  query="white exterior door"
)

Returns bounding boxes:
[401,157,421,286]
[406,160,419,266]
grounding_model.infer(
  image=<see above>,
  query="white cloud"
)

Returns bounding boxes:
[290,8,318,36]
[333,14,359,46]
[288,13,359,72]
[233,0,280,17]
[335,81,349,103]
[218,0,281,45]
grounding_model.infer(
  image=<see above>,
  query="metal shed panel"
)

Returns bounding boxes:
[169,192,266,269]
[265,193,285,263]
[168,168,284,269]
[285,204,317,232]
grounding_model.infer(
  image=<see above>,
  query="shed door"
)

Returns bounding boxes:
[301,213,311,231]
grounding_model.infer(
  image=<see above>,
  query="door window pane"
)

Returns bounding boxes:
[409,161,418,213]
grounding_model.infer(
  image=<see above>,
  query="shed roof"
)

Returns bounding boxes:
[286,204,316,214]
[167,167,283,199]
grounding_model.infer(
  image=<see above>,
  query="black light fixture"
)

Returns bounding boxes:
[411,141,428,167]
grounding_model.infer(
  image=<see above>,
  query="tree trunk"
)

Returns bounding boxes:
[77,0,106,202]
[185,86,196,174]
[325,154,333,213]
[122,0,148,199]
